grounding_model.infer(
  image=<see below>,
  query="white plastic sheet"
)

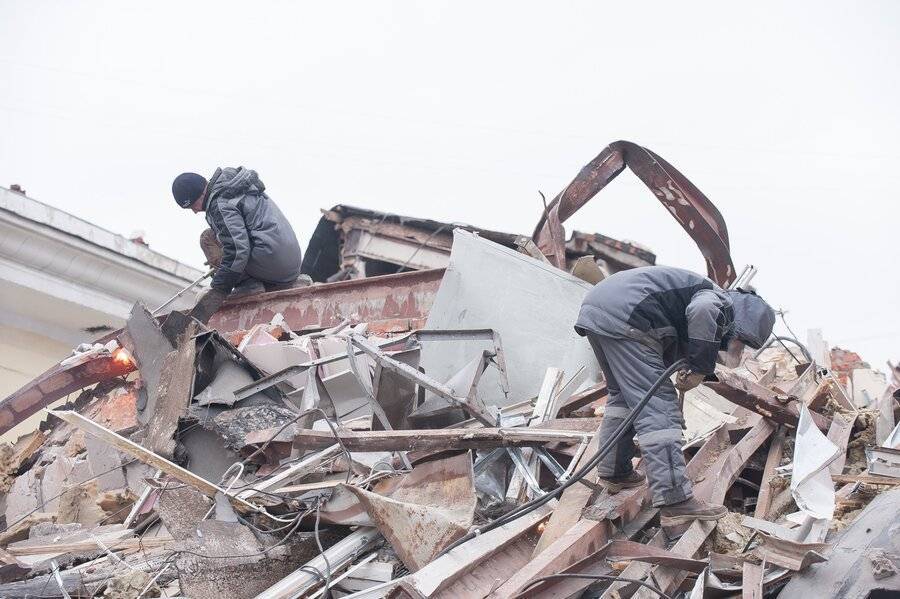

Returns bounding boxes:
[790,404,842,520]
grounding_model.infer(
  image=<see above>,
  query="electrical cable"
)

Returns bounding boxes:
[313,499,333,597]
[513,573,674,599]
[436,358,687,557]
[753,334,811,363]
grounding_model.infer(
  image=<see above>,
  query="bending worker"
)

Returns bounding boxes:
[171,167,302,324]
[575,265,775,526]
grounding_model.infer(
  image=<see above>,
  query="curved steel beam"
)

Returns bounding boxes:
[532,140,735,286]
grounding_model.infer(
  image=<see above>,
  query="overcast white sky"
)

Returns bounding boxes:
[1,1,897,368]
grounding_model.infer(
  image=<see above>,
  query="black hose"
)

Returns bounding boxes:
[753,334,812,363]
[436,357,688,557]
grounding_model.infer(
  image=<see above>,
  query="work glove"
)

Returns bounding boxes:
[188,288,228,325]
[675,370,705,392]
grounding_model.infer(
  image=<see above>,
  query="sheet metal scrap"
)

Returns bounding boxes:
[532,140,735,286]
[342,452,476,572]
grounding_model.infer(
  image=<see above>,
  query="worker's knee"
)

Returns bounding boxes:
[199,228,223,268]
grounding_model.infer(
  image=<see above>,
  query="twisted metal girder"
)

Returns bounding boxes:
[532,140,735,286]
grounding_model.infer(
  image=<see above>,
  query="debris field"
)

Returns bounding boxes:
[0,141,898,599]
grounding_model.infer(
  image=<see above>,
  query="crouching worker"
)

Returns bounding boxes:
[171,167,302,324]
[575,265,775,526]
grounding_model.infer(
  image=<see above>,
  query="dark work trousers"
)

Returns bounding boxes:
[200,228,298,297]
[586,333,693,506]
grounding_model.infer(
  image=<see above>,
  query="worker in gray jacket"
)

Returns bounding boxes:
[575,265,775,526]
[171,167,302,323]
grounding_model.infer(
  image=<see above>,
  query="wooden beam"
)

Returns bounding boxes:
[8,535,172,557]
[755,425,786,519]
[557,383,607,417]
[742,560,764,599]
[293,427,590,452]
[707,370,831,432]
[832,473,900,486]
[49,410,264,515]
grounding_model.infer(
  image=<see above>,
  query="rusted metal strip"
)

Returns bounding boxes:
[293,427,590,452]
[630,520,716,599]
[0,354,134,436]
[209,268,444,333]
[707,370,831,432]
[605,539,707,573]
[532,141,735,285]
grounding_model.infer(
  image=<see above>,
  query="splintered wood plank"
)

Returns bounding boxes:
[742,560,764,599]
[832,473,900,486]
[8,535,173,557]
[755,425,786,519]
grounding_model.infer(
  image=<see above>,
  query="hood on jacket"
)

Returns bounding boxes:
[206,167,266,204]
[726,289,775,349]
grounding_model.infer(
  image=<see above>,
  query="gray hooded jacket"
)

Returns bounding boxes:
[575,266,775,374]
[204,167,302,293]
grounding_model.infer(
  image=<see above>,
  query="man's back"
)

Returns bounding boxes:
[204,167,302,289]
[576,265,726,343]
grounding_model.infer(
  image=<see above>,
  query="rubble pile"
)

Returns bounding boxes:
[0,142,897,598]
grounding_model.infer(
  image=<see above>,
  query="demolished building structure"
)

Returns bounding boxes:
[0,140,897,599]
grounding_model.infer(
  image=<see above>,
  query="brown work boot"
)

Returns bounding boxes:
[596,470,646,493]
[660,497,728,526]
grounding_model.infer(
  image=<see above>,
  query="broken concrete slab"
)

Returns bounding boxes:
[144,320,197,458]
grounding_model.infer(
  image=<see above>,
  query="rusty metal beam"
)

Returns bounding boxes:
[293,427,590,452]
[209,267,444,333]
[2,269,445,435]
[0,355,134,436]
[532,140,735,286]
[706,370,832,432]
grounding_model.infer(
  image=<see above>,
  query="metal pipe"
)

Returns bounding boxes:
[151,269,214,315]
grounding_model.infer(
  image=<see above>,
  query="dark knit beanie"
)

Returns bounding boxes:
[172,172,207,208]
